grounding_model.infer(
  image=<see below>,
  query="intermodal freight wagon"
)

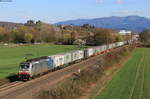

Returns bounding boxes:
[18,41,129,80]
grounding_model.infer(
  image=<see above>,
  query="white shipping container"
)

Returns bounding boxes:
[78,50,84,59]
[71,51,79,61]
[52,55,64,68]
[103,45,107,51]
[87,48,94,56]
[63,53,72,64]
[119,42,124,46]
[99,46,104,52]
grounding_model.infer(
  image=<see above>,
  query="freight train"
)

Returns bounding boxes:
[18,41,130,80]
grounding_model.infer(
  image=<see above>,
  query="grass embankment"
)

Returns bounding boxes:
[95,48,150,99]
[0,44,84,80]
[38,45,134,99]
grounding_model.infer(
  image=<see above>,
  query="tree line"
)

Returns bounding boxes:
[0,20,128,46]
[0,20,62,43]
[139,29,150,43]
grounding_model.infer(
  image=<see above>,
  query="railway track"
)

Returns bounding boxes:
[0,81,23,92]
[0,53,106,99]
[0,46,127,99]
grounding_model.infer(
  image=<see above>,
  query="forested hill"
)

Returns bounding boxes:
[0,22,23,29]
[56,16,150,31]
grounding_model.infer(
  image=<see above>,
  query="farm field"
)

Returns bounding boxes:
[0,44,84,79]
[95,48,150,99]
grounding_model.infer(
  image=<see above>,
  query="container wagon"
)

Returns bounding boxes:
[18,41,130,80]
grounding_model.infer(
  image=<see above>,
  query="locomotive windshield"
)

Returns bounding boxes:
[20,63,30,70]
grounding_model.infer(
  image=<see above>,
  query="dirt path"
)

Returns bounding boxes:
[140,52,147,99]
[140,61,146,99]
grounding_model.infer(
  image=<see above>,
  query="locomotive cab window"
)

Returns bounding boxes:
[20,63,30,70]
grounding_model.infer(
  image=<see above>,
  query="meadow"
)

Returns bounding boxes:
[0,43,83,79]
[95,48,150,99]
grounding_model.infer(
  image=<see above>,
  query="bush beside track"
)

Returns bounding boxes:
[37,45,135,99]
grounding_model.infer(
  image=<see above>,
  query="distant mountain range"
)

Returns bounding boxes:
[56,16,150,31]
[0,16,150,31]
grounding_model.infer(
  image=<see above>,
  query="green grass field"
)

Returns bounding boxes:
[0,44,84,79]
[95,48,150,99]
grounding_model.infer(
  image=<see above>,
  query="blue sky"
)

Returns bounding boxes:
[0,0,150,23]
